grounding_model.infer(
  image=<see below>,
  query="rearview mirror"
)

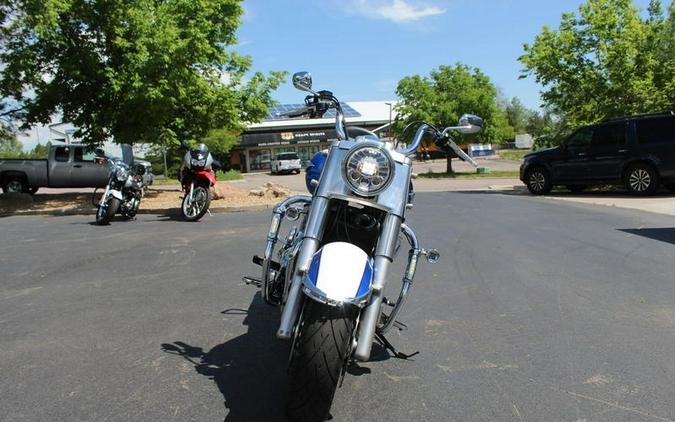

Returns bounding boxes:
[456,114,483,135]
[292,71,313,93]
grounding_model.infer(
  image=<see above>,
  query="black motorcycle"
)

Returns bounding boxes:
[94,145,146,225]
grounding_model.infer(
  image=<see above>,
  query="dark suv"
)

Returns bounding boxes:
[520,112,675,195]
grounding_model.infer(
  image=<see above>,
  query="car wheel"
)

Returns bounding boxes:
[566,185,585,193]
[625,163,659,196]
[525,166,552,195]
[2,177,27,194]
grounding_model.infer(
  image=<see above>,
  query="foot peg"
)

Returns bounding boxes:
[242,276,262,287]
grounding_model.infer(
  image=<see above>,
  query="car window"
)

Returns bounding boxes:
[566,127,593,148]
[592,123,626,147]
[54,147,70,162]
[277,153,299,160]
[637,117,675,144]
[73,147,96,162]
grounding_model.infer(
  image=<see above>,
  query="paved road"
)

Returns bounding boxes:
[1,193,674,421]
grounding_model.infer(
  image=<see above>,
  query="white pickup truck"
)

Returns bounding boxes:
[0,144,152,194]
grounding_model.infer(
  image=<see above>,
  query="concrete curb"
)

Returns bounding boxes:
[0,203,275,218]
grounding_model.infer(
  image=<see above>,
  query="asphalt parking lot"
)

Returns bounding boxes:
[1,192,675,421]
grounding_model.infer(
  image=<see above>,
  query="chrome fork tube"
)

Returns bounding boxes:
[354,213,402,361]
[277,196,329,339]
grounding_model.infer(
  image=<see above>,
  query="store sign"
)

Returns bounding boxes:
[241,129,337,147]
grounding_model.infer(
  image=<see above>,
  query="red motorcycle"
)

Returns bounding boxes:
[179,142,220,221]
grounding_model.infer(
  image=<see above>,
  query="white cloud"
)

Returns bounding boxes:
[348,0,446,23]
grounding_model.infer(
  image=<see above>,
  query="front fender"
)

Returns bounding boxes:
[302,242,373,307]
[110,189,123,200]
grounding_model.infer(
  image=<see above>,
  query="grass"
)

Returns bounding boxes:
[418,170,520,179]
[150,170,243,185]
[498,149,531,161]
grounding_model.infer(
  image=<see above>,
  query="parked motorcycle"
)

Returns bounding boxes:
[178,141,220,221]
[94,145,146,225]
[245,72,482,421]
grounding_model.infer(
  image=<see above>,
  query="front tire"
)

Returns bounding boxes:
[181,184,211,221]
[96,197,120,225]
[525,166,553,195]
[287,300,357,422]
[625,163,659,196]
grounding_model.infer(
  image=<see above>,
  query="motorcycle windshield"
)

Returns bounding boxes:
[121,144,133,165]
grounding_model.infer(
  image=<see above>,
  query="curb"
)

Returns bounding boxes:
[0,203,275,218]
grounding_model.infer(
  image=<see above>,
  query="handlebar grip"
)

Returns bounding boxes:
[277,106,312,118]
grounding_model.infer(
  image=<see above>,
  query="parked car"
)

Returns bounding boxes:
[0,144,154,194]
[271,152,301,175]
[520,111,675,195]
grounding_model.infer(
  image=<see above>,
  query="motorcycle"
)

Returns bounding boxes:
[178,141,220,221]
[94,145,146,225]
[246,72,482,421]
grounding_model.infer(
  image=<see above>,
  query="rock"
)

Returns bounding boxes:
[249,188,265,197]
[248,183,291,199]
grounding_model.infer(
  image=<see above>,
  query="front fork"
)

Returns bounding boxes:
[268,198,435,361]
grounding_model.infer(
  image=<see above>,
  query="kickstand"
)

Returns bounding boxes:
[374,332,419,360]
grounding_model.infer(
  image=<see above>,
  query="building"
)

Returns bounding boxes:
[232,101,397,173]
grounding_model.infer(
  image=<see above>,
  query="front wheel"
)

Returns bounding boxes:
[525,166,552,195]
[96,197,120,225]
[287,300,357,422]
[181,184,211,221]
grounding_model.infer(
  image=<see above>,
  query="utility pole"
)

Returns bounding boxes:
[384,102,393,141]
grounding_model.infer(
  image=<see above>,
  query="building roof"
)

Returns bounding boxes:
[246,101,398,131]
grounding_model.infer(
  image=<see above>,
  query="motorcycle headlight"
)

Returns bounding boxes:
[115,167,129,182]
[191,159,206,167]
[343,145,394,196]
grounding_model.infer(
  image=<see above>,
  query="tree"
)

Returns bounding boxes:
[394,63,514,173]
[0,124,22,156]
[0,0,286,146]
[506,97,533,134]
[520,0,675,127]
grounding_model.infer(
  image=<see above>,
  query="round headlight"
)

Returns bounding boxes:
[343,145,394,196]
[115,167,129,181]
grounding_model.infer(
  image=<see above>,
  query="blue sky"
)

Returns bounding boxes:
[237,0,653,109]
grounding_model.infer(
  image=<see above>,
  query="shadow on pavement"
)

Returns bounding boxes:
[161,292,290,422]
[619,228,675,246]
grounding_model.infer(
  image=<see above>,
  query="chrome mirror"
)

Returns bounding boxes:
[292,71,314,93]
[456,114,483,135]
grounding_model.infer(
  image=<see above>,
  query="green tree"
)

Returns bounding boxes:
[0,124,23,156]
[520,0,675,126]
[394,63,514,173]
[0,0,286,146]
[506,97,533,134]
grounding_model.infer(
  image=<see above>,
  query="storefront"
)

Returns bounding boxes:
[232,101,397,173]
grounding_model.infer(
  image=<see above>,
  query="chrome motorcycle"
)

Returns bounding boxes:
[94,145,146,225]
[246,72,482,421]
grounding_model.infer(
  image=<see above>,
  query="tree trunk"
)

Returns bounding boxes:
[446,155,454,174]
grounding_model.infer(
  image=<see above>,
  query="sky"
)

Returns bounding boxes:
[18,0,654,150]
